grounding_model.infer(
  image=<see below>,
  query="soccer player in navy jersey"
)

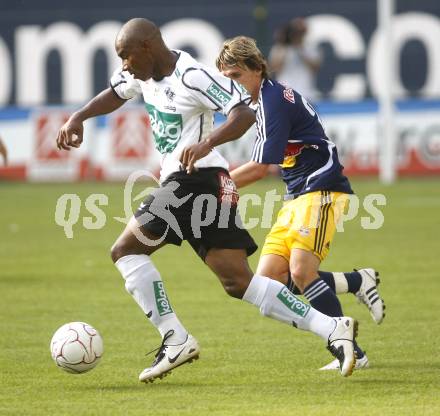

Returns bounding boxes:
[212,36,385,370]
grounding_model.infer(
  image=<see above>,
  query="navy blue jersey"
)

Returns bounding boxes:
[251,79,353,198]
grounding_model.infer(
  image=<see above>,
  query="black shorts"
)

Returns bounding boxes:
[134,167,258,260]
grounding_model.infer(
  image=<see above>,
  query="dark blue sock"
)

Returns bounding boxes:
[303,278,343,316]
[304,278,364,359]
[317,271,336,292]
[318,270,363,294]
[344,271,362,294]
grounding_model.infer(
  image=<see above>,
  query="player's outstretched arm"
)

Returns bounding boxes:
[206,103,256,148]
[230,161,270,189]
[56,88,126,151]
[180,104,255,173]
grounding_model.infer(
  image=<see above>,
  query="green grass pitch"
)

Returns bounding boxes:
[1,178,439,415]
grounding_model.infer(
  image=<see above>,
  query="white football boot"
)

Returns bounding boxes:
[327,317,358,377]
[319,354,369,371]
[139,330,200,383]
[355,268,385,324]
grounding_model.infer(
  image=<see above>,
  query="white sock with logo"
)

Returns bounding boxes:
[243,275,336,341]
[115,254,188,344]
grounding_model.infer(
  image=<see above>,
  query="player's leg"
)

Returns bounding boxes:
[204,248,357,376]
[111,185,200,383]
[276,191,369,370]
[288,248,363,364]
[260,248,350,321]
[290,191,370,364]
[258,191,348,321]
[257,249,362,342]
[111,216,188,343]
[276,267,385,325]
[256,252,290,282]
[317,269,385,324]
[318,192,385,323]
[288,248,364,364]
[289,248,345,317]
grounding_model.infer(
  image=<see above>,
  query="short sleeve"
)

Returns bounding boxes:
[109,68,142,100]
[251,87,296,164]
[181,66,251,116]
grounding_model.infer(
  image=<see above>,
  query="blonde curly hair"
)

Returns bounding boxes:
[216,36,269,79]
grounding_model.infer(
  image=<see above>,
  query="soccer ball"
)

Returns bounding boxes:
[50,322,103,374]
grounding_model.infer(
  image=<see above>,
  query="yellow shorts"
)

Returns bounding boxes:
[261,191,349,262]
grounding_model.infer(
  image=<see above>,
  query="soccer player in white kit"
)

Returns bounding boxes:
[56,18,358,382]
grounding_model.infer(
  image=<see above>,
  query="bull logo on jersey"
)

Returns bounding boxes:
[145,103,183,154]
[281,143,305,168]
[283,88,295,104]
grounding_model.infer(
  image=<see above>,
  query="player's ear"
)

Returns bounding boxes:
[138,40,152,62]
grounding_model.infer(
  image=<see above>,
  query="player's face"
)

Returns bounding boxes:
[221,65,262,100]
[116,40,153,81]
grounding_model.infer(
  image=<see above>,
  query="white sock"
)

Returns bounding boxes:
[243,275,336,341]
[333,272,349,294]
[115,254,188,344]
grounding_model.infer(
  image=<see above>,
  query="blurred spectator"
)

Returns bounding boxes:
[269,17,321,101]
[0,137,7,165]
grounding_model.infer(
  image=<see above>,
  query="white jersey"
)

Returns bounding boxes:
[110,50,251,181]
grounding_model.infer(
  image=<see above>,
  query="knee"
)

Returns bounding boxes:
[205,250,253,298]
[222,279,249,299]
[211,267,252,299]
[219,269,253,299]
[110,241,128,264]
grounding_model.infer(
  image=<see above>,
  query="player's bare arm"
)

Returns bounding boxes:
[179,104,255,173]
[56,88,126,151]
[230,161,270,188]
